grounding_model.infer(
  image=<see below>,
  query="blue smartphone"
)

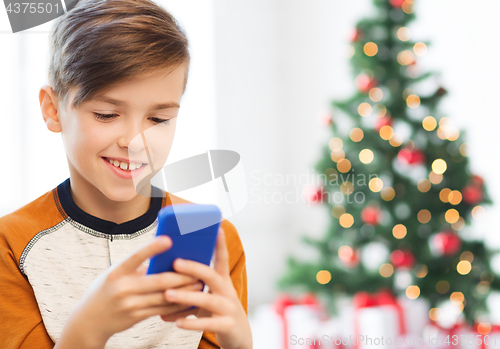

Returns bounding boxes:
[147,203,222,280]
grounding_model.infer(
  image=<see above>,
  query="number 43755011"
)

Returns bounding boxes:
[445,335,495,346]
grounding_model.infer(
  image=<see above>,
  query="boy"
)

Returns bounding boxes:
[0,0,252,348]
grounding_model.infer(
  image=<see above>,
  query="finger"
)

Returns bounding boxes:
[214,227,230,277]
[160,306,199,322]
[135,263,148,276]
[165,288,230,315]
[118,236,172,275]
[127,272,200,294]
[173,258,226,295]
[176,315,234,333]
[133,302,199,322]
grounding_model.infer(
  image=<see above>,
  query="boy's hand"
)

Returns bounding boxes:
[161,228,253,349]
[56,236,202,348]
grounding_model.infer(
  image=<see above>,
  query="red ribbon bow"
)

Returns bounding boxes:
[274,293,321,349]
[353,288,406,347]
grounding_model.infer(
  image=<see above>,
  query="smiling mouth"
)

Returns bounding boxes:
[104,157,147,171]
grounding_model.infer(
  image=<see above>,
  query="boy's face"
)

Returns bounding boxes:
[40,63,187,202]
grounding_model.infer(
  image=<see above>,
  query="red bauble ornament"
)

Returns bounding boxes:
[397,148,426,165]
[375,115,393,132]
[432,231,461,256]
[350,28,363,42]
[390,0,405,7]
[462,185,483,205]
[471,175,484,187]
[361,206,380,226]
[356,73,378,93]
[390,249,415,269]
[303,186,327,204]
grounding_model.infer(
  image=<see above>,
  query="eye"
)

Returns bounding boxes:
[150,117,171,125]
[94,112,118,120]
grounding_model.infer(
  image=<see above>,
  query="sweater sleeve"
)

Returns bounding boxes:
[198,219,248,349]
[0,233,54,349]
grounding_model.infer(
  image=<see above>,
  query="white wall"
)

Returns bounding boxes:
[212,0,500,313]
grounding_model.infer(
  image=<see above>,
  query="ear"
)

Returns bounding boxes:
[39,85,62,133]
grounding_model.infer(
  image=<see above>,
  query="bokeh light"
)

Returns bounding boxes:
[369,88,383,102]
[329,137,343,151]
[432,159,447,174]
[397,27,411,41]
[397,50,415,65]
[381,187,396,201]
[406,94,421,108]
[316,270,332,284]
[359,149,374,164]
[379,125,394,140]
[393,224,407,239]
[445,209,460,224]
[417,209,431,224]
[358,103,373,117]
[350,128,364,142]
[422,116,437,131]
[413,42,427,56]
[369,178,384,192]
[379,263,394,277]
[337,159,352,173]
[457,260,472,275]
[417,178,431,193]
[364,42,378,56]
[436,280,450,294]
[406,285,420,299]
[339,214,354,228]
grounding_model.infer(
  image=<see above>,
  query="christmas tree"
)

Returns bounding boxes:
[279,0,495,324]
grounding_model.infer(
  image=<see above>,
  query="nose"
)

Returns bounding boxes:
[117,119,145,152]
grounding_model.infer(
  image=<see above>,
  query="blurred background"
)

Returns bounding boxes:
[1,0,500,347]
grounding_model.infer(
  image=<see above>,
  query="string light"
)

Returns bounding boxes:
[393,224,407,239]
[450,292,464,304]
[448,190,462,205]
[364,42,378,56]
[369,178,384,192]
[459,143,468,157]
[417,209,431,224]
[340,181,354,195]
[397,27,411,41]
[359,149,374,164]
[417,178,431,193]
[477,323,492,335]
[337,159,352,173]
[358,103,373,117]
[440,188,451,203]
[451,217,465,231]
[429,171,443,184]
[406,94,421,108]
[402,1,414,14]
[369,88,383,102]
[472,206,485,219]
[436,280,450,294]
[397,50,415,65]
[406,285,420,299]
[422,116,437,131]
[457,260,472,275]
[350,128,364,142]
[429,308,441,321]
[379,263,394,277]
[389,134,403,147]
[379,125,394,140]
[381,187,396,201]
[445,209,460,224]
[331,205,346,218]
[460,251,474,262]
[316,270,332,284]
[329,137,343,151]
[413,42,427,56]
[414,264,428,278]
[339,214,354,228]
[331,149,345,162]
[432,159,447,174]
[338,245,354,261]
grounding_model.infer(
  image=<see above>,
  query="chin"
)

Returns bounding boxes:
[101,185,141,203]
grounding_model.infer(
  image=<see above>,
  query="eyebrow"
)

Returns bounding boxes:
[93,96,180,110]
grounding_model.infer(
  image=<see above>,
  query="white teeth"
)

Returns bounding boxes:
[106,158,143,171]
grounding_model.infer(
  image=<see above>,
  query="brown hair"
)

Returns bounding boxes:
[48,0,190,111]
